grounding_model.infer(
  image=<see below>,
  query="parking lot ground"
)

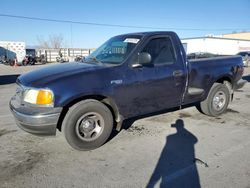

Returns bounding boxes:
[0,63,250,188]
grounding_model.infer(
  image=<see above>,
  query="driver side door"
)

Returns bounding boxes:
[129,36,186,114]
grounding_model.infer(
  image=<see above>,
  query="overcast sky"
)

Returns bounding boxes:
[0,0,250,48]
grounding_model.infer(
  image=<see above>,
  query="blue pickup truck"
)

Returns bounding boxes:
[10,31,246,150]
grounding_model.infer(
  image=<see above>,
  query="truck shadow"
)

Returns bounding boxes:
[121,103,199,130]
[0,74,19,85]
[109,110,201,187]
[109,103,200,141]
[108,106,182,141]
[145,119,200,188]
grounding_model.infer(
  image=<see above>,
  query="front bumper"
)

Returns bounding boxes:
[9,99,62,136]
[235,79,247,90]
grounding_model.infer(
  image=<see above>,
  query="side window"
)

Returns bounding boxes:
[142,37,176,65]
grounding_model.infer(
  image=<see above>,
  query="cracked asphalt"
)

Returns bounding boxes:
[0,63,250,188]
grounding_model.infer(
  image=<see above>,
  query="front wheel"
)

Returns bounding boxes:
[62,99,114,151]
[198,83,230,116]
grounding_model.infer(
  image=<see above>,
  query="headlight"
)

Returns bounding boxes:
[23,88,54,106]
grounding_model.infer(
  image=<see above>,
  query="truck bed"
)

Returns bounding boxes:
[184,55,243,104]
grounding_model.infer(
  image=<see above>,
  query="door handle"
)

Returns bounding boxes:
[173,70,183,77]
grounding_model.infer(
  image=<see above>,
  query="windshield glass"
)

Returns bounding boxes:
[85,35,141,65]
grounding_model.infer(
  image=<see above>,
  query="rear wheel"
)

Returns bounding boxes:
[62,99,113,150]
[198,83,230,116]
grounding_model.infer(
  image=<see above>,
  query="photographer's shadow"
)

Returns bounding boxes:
[146,119,200,188]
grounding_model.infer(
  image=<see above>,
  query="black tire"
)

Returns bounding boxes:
[22,60,27,66]
[9,60,15,66]
[62,99,114,151]
[198,83,230,116]
[246,60,249,67]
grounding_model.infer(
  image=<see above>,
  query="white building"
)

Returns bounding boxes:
[181,37,250,55]
[0,41,26,62]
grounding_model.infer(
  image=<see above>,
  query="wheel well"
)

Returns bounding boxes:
[215,76,233,100]
[56,95,120,131]
[216,76,232,85]
[215,76,233,91]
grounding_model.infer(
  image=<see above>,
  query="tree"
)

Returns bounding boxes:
[37,34,64,49]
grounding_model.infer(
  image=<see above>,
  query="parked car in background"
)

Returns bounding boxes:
[35,54,47,64]
[22,55,36,65]
[0,55,15,66]
[237,51,250,67]
[56,56,69,63]
[74,55,85,62]
[22,54,47,66]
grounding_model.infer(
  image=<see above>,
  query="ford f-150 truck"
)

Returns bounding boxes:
[10,31,246,150]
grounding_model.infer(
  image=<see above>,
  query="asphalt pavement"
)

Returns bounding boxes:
[0,63,250,188]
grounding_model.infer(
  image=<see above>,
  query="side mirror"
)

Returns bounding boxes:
[139,52,152,65]
[132,52,152,68]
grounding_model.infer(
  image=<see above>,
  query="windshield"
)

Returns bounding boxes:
[85,35,141,65]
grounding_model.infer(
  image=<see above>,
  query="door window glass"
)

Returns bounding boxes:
[142,37,176,65]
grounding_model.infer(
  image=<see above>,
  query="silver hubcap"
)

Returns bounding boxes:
[212,91,226,111]
[75,112,104,141]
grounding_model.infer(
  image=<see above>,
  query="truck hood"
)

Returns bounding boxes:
[17,62,103,87]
